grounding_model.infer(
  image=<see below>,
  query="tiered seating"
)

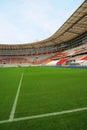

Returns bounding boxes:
[0,42,87,66]
[0,56,30,65]
[56,58,68,65]
[65,55,87,66]
[45,60,60,66]
[45,43,87,66]
[81,56,87,60]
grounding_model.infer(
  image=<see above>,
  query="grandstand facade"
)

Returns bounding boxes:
[0,0,87,67]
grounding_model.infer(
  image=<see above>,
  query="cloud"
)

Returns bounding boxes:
[0,13,26,44]
[12,0,66,40]
[0,0,84,44]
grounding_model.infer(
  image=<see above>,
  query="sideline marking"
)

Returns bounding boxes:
[0,106,87,124]
[9,73,24,121]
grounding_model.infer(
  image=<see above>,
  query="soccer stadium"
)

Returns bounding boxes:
[0,0,87,130]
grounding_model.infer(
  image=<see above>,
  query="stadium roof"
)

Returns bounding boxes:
[0,0,87,50]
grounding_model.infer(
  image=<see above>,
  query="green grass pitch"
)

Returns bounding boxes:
[0,66,87,130]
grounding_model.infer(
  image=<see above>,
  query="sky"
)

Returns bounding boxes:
[0,0,85,44]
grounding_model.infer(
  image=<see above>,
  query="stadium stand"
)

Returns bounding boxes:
[0,0,87,67]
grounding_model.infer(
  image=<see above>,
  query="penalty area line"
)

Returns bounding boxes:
[9,73,24,121]
[0,106,87,124]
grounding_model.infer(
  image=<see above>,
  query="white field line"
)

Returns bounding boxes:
[9,73,24,121]
[0,106,87,124]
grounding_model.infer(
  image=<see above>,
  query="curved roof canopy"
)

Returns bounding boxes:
[0,0,87,50]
